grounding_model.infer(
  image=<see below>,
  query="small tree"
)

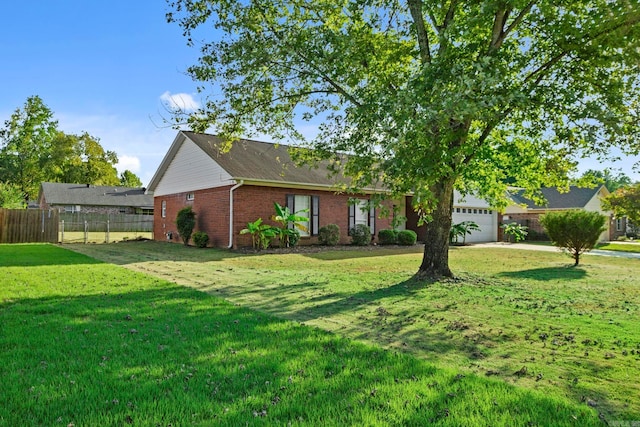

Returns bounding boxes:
[176,206,196,246]
[539,210,607,266]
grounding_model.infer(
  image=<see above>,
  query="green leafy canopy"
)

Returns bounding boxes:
[168,1,640,277]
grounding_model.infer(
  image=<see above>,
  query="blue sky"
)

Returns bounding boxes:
[1,1,638,187]
[0,1,201,186]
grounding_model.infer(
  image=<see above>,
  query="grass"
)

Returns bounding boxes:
[597,242,640,253]
[1,244,637,426]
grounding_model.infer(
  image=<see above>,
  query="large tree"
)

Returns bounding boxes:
[603,183,640,228]
[580,169,633,193]
[0,96,58,201]
[168,1,640,278]
[1,97,141,199]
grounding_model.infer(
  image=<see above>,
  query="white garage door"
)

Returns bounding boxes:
[452,207,498,243]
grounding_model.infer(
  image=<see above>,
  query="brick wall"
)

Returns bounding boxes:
[154,186,231,246]
[154,184,394,248]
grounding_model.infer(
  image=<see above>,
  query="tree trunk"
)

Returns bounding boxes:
[416,178,456,280]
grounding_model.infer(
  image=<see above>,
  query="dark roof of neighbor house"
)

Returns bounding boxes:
[184,131,356,188]
[509,186,604,210]
[39,182,154,209]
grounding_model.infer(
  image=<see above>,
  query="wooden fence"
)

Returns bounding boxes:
[0,208,59,243]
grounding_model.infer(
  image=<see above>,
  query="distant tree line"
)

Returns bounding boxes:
[0,96,142,207]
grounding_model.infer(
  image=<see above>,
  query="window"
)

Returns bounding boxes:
[286,194,319,236]
[64,205,81,213]
[348,198,375,235]
[456,208,460,213]
[161,201,166,218]
[186,193,195,201]
[462,208,467,213]
[616,218,623,232]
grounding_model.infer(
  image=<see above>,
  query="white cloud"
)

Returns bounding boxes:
[159,91,200,112]
[116,155,141,174]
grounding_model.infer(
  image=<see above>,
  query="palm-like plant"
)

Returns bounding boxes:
[449,221,481,245]
[240,218,277,250]
[271,202,309,247]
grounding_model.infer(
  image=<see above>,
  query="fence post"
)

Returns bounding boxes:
[61,220,64,244]
[106,220,110,244]
[84,220,88,244]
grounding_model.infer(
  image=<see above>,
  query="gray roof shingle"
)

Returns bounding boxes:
[183,131,354,188]
[510,186,602,209]
[40,182,154,208]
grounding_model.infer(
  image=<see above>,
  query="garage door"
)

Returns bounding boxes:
[452,207,498,243]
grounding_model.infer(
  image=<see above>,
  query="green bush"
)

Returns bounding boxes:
[318,224,340,245]
[176,206,196,246]
[539,210,606,266]
[378,229,399,245]
[192,231,209,248]
[397,230,417,245]
[350,224,371,246]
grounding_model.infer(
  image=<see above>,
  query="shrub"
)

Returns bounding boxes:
[397,230,417,245]
[176,206,196,246]
[350,224,371,246]
[378,229,399,245]
[501,222,528,243]
[287,229,301,247]
[192,231,209,248]
[539,210,607,266]
[318,224,340,246]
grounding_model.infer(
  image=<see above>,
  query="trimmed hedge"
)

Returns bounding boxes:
[192,231,209,248]
[318,224,340,246]
[350,224,371,246]
[378,229,399,245]
[397,230,417,245]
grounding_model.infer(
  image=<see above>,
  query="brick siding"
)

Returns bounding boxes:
[154,184,393,248]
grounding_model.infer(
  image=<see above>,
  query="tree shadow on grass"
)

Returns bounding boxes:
[0,282,603,426]
[497,266,587,281]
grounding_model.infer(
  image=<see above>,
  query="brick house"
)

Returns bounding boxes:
[147,131,501,248]
[38,182,154,215]
[146,131,396,248]
[503,185,618,241]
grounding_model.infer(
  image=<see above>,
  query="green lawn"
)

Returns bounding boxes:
[2,243,637,425]
[597,242,640,253]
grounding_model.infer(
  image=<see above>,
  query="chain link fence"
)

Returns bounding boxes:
[59,213,153,243]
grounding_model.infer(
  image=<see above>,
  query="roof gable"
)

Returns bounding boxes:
[39,182,154,208]
[148,131,363,193]
[510,186,606,210]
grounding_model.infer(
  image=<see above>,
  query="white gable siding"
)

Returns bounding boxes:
[584,187,606,213]
[153,138,233,196]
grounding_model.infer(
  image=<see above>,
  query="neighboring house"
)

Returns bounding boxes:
[147,131,499,248]
[503,185,616,241]
[38,182,154,215]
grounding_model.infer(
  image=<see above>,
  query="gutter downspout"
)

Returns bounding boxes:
[228,180,244,248]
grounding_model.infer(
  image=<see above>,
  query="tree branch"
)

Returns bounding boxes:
[407,0,431,64]
[488,2,536,51]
